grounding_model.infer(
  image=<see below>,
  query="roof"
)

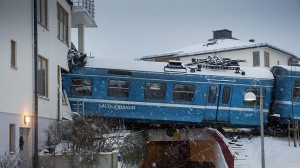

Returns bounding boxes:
[84,58,274,79]
[142,39,297,59]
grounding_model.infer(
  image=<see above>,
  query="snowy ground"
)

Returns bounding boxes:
[230,136,300,168]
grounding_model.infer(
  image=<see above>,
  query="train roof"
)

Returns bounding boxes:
[84,58,274,80]
[271,65,300,76]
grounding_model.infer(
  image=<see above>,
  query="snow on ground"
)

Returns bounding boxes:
[230,136,300,168]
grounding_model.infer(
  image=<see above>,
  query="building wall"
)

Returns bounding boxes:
[0,0,72,156]
[178,47,292,68]
[0,0,34,155]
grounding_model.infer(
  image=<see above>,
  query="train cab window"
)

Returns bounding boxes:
[222,86,231,104]
[173,84,194,102]
[71,78,92,96]
[144,82,166,100]
[208,86,217,103]
[293,81,300,98]
[108,80,129,98]
[244,89,265,106]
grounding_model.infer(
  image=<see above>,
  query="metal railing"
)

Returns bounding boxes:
[72,0,95,19]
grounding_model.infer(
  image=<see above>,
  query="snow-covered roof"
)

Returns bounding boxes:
[85,58,274,79]
[142,39,296,59]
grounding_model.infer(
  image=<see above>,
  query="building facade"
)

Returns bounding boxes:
[141,29,298,68]
[0,0,96,164]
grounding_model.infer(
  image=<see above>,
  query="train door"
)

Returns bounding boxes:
[292,80,300,119]
[204,84,231,122]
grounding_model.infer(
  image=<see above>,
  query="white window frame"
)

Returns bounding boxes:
[38,55,48,97]
[57,3,69,44]
[37,0,48,28]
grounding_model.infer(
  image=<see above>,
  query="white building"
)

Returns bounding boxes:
[141,29,299,67]
[0,0,96,164]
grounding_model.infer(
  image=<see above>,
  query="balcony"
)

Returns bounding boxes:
[71,0,98,28]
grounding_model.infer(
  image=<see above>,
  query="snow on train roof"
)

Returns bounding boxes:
[275,65,300,72]
[85,58,273,79]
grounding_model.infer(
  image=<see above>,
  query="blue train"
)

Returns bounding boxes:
[62,57,299,127]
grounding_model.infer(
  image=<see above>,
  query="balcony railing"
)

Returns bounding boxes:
[72,0,95,19]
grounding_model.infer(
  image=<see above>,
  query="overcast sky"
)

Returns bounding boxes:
[71,0,300,60]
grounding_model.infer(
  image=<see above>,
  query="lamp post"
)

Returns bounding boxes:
[244,79,265,168]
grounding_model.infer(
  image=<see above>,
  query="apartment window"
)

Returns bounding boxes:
[253,51,260,67]
[294,81,300,98]
[71,78,92,96]
[9,124,16,152]
[244,89,265,106]
[37,0,48,28]
[173,84,194,102]
[144,82,166,100]
[38,56,48,97]
[11,40,16,68]
[264,52,270,67]
[208,86,217,103]
[57,3,69,44]
[108,80,129,98]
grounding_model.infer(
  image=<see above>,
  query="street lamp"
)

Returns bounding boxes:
[244,79,265,168]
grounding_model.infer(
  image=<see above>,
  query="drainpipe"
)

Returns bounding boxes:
[33,0,39,167]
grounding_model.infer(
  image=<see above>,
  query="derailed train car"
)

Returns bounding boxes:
[271,65,300,123]
[62,57,274,127]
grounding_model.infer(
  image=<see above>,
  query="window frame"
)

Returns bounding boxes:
[144,82,166,100]
[108,80,130,98]
[173,84,195,102]
[253,51,260,67]
[264,51,270,67]
[221,86,231,104]
[37,0,48,28]
[11,40,17,68]
[208,85,218,103]
[9,124,16,152]
[57,3,69,44]
[38,55,48,97]
[293,80,300,98]
[71,78,93,96]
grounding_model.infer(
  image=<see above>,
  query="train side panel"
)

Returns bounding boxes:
[63,65,274,127]
[271,66,300,123]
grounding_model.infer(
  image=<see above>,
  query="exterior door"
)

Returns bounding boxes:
[204,85,231,122]
[19,128,30,167]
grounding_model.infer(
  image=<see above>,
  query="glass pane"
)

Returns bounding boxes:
[71,78,93,96]
[144,82,166,100]
[208,86,217,103]
[253,51,260,66]
[222,86,231,104]
[108,80,129,98]
[294,81,300,98]
[173,84,194,101]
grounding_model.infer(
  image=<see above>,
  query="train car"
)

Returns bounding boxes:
[62,58,274,127]
[270,65,300,123]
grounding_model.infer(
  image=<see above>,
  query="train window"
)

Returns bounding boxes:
[71,78,92,96]
[108,80,129,98]
[244,89,265,106]
[108,70,132,76]
[208,86,217,103]
[173,84,194,102]
[293,81,300,98]
[222,86,231,104]
[144,82,166,100]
